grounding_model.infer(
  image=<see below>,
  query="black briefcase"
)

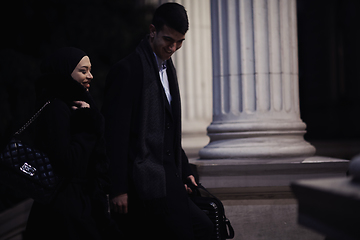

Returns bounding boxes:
[189,184,235,240]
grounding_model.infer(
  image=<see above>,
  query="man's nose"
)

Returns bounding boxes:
[169,43,176,52]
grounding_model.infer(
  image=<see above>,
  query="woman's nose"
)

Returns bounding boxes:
[87,72,93,79]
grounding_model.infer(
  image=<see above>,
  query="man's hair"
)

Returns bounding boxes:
[152,2,189,35]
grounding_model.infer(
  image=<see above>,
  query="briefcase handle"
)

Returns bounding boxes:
[195,184,235,239]
[196,183,215,197]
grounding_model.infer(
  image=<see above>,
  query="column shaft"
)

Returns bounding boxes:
[200,0,315,159]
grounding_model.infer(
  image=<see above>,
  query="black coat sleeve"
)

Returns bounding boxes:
[36,99,100,177]
[181,148,193,181]
[102,54,142,198]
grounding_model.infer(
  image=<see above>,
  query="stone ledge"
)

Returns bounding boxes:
[0,199,33,240]
[291,177,360,240]
[190,156,349,189]
[207,186,294,200]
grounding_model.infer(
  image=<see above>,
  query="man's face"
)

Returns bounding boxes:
[149,24,186,61]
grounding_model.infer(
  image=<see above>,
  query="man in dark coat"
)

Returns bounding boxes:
[102,3,213,240]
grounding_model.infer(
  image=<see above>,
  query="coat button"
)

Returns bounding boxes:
[166,150,171,156]
[166,123,170,129]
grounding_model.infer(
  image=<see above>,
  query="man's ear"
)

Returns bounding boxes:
[149,24,156,38]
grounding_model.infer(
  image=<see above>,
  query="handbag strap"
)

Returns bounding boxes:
[225,218,235,239]
[14,101,51,135]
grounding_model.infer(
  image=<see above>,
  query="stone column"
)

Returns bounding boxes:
[171,0,212,136]
[199,0,315,159]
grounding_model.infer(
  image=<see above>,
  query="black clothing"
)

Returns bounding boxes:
[41,47,86,77]
[112,197,213,240]
[102,36,213,239]
[25,51,121,239]
[102,36,191,204]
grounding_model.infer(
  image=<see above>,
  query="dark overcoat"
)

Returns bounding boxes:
[102,36,192,212]
[25,74,120,240]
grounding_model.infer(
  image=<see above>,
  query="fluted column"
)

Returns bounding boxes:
[172,0,213,134]
[199,0,315,159]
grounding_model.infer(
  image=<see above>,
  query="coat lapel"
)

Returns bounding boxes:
[163,87,173,118]
[166,60,180,123]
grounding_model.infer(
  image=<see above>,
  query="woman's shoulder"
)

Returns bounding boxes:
[48,98,69,108]
[39,99,71,118]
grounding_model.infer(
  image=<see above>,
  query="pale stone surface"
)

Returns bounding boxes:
[190,157,349,240]
[190,156,349,188]
[173,0,213,135]
[291,177,360,239]
[0,199,32,240]
[223,199,324,240]
[200,0,315,159]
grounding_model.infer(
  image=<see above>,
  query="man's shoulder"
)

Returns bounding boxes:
[112,51,141,70]
[106,51,143,86]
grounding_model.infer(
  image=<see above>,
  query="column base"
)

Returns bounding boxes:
[199,135,316,159]
[199,120,316,159]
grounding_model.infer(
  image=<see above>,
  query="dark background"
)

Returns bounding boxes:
[0,0,154,147]
[297,0,360,139]
[0,0,359,211]
[0,0,154,212]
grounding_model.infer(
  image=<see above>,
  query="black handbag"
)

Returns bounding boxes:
[190,184,235,240]
[0,101,63,204]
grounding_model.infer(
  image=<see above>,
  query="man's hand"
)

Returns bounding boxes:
[185,175,197,194]
[110,193,128,214]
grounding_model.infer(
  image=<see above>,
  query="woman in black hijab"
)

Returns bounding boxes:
[25,47,121,240]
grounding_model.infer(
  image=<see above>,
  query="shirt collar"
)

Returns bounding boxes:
[153,52,167,71]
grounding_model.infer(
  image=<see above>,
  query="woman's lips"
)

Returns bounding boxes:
[83,81,91,89]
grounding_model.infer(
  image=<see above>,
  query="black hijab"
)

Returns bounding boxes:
[36,47,89,101]
[41,47,87,77]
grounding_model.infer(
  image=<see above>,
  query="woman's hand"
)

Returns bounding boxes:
[72,101,90,110]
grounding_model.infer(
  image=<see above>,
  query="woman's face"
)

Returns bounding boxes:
[71,56,93,90]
